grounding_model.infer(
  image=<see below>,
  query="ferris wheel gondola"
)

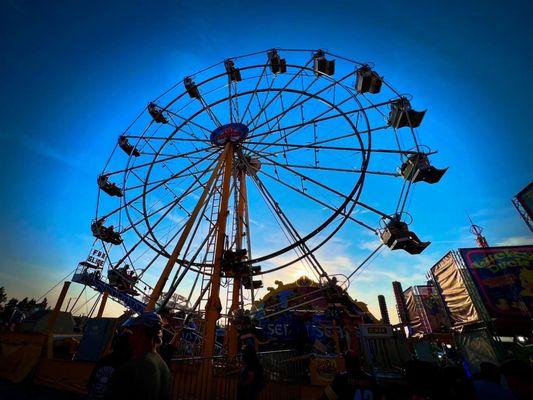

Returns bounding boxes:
[77,48,446,357]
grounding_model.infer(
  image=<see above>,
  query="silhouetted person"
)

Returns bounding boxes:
[440,365,475,400]
[87,329,132,400]
[320,351,381,400]
[405,360,440,399]
[237,344,264,400]
[104,312,171,400]
[473,362,514,400]
[501,360,532,400]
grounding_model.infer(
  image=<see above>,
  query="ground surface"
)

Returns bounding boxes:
[0,380,84,400]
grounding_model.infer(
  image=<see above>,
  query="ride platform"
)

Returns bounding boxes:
[72,272,146,313]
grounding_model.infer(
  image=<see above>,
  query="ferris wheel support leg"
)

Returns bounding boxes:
[46,280,71,358]
[203,143,234,359]
[144,148,227,312]
[227,169,247,359]
[96,290,109,318]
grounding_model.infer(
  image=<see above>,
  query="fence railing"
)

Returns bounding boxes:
[170,350,320,400]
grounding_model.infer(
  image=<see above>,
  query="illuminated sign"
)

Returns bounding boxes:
[459,246,533,320]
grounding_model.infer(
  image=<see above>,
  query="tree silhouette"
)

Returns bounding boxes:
[0,287,6,304]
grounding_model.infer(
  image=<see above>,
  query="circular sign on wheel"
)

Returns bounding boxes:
[210,123,249,146]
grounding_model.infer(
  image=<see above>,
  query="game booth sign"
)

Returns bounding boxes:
[431,246,533,372]
[458,245,533,332]
[403,285,450,336]
[253,277,376,353]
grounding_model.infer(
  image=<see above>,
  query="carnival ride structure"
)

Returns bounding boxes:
[71,48,447,359]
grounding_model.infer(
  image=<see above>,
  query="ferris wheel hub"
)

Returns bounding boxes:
[210,122,249,146]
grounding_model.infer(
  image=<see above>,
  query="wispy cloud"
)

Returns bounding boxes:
[4,133,81,168]
[495,235,533,246]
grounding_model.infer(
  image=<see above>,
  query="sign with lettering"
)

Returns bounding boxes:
[87,249,107,268]
[459,246,533,320]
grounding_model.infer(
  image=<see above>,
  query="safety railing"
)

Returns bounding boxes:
[170,350,319,400]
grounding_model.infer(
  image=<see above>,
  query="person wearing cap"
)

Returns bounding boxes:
[103,311,171,400]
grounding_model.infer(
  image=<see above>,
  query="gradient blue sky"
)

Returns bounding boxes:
[1,0,531,320]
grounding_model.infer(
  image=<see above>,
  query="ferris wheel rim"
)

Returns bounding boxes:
[93,47,434,304]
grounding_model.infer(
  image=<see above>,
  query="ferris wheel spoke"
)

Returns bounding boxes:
[239,65,268,125]
[122,176,207,236]
[244,140,426,156]
[166,103,220,134]
[249,172,329,279]
[247,94,353,154]
[124,166,215,192]
[100,153,217,221]
[260,161,400,177]
[136,199,213,279]
[195,93,223,128]
[140,133,202,206]
[247,98,394,142]
[246,146,390,219]
[137,156,222,250]
[106,145,219,177]
[247,70,278,131]
[250,70,354,135]
[247,59,314,129]
[162,211,219,308]
[250,72,322,137]
[257,168,377,232]
[124,135,210,144]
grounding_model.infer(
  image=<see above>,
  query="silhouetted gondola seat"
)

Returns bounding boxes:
[118,135,141,157]
[355,65,382,94]
[380,217,430,254]
[242,276,263,289]
[184,77,200,99]
[388,98,426,129]
[97,175,123,197]
[107,267,139,295]
[313,50,335,76]
[267,50,286,74]
[91,219,123,245]
[224,59,242,82]
[401,153,448,184]
[236,156,261,175]
[147,102,168,124]
[221,249,247,274]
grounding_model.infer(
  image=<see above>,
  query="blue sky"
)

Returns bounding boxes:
[1,0,532,320]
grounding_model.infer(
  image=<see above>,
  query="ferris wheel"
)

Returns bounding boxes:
[78,48,446,357]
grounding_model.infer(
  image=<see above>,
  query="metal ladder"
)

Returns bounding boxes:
[198,173,224,315]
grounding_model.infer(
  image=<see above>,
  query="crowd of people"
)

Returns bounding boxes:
[321,352,532,400]
[86,311,531,400]
[87,311,171,400]
[86,311,265,400]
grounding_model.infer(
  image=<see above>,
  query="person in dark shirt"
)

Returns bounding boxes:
[472,362,515,400]
[104,311,171,400]
[87,329,132,400]
[321,351,381,400]
[237,344,264,400]
[501,359,533,400]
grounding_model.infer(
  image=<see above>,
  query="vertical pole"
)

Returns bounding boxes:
[97,290,109,318]
[228,169,246,358]
[46,281,71,358]
[378,294,390,324]
[203,143,234,358]
[65,298,72,312]
[145,153,226,311]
